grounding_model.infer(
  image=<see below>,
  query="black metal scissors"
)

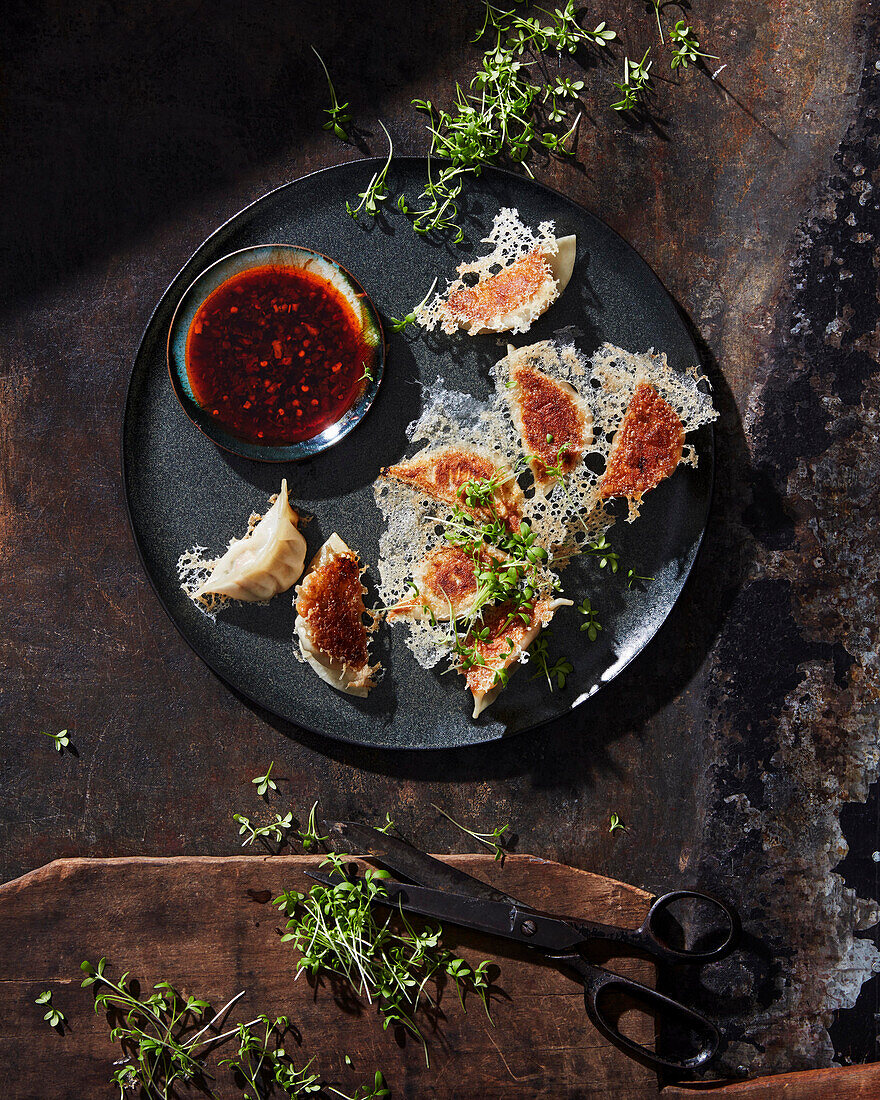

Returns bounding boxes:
[310,821,740,1075]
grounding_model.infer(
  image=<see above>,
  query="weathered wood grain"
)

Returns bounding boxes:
[0,854,658,1098]
[663,1061,880,1099]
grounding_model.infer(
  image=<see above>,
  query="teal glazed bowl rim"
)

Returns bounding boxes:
[166,244,386,461]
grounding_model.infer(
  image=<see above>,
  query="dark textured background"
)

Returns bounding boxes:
[1,0,878,1079]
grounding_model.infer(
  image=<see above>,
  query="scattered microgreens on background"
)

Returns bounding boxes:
[233,812,293,851]
[394,2,617,238]
[611,49,653,112]
[35,989,66,1028]
[346,122,394,219]
[669,21,718,70]
[586,534,619,573]
[252,762,277,799]
[274,854,493,1064]
[609,812,626,834]
[578,597,602,641]
[80,958,254,1099]
[626,568,654,589]
[431,802,510,861]
[528,634,574,690]
[378,812,396,834]
[80,959,384,1099]
[297,800,329,851]
[311,46,351,141]
[42,729,71,753]
[388,278,438,332]
[220,1014,388,1100]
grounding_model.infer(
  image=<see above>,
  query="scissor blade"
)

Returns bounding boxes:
[305,868,583,953]
[327,821,522,906]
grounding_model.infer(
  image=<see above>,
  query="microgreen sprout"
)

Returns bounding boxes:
[586,534,619,572]
[252,762,277,799]
[296,800,329,851]
[233,812,293,851]
[609,812,626,834]
[578,597,602,641]
[626,568,654,589]
[359,361,374,384]
[528,633,574,690]
[377,812,396,835]
[431,803,509,861]
[36,989,66,1029]
[80,958,259,1099]
[274,854,493,1064]
[648,0,665,42]
[584,21,617,48]
[669,21,718,70]
[42,729,71,753]
[346,122,394,219]
[388,277,438,332]
[311,46,351,141]
[220,1014,389,1099]
[611,49,653,112]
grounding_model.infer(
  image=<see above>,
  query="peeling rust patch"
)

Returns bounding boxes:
[693,26,880,1076]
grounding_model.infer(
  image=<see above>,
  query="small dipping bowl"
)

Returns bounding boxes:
[167,244,385,461]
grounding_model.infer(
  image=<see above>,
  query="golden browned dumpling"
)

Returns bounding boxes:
[415,209,576,336]
[465,596,571,718]
[598,383,685,502]
[507,360,593,491]
[385,447,525,533]
[294,534,379,697]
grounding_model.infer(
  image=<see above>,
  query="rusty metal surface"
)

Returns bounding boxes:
[0,0,877,1077]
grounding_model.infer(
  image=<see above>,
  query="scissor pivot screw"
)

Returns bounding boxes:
[521,919,537,936]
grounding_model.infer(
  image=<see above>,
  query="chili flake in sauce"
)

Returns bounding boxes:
[185,264,370,446]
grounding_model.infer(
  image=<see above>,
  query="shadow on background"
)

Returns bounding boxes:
[0,0,473,313]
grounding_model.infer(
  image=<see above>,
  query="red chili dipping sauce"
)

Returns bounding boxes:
[185,265,370,446]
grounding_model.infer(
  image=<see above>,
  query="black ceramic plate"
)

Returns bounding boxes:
[123,158,713,750]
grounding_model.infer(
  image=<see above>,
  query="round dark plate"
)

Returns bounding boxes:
[123,158,713,750]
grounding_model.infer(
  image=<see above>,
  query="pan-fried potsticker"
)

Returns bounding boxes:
[464,597,572,718]
[598,382,685,502]
[416,209,576,336]
[385,447,525,533]
[295,534,379,697]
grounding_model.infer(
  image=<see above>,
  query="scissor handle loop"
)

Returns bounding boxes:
[568,957,721,1074]
[640,890,741,964]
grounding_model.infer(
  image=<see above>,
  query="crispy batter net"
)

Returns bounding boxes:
[415,208,561,335]
[375,343,716,671]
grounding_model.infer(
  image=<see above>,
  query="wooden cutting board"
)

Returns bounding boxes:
[0,854,660,1099]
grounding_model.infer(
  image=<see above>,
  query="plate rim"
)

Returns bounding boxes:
[121,156,715,752]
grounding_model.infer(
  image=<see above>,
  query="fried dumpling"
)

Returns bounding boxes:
[295,534,379,697]
[505,358,593,491]
[465,596,572,718]
[388,545,503,622]
[415,209,576,336]
[598,382,685,502]
[193,480,306,602]
[385,447,525,533]
[444,238,575,335]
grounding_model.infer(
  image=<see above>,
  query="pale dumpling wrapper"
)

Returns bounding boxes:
[295,533,379,697]
[194,479,306,602]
